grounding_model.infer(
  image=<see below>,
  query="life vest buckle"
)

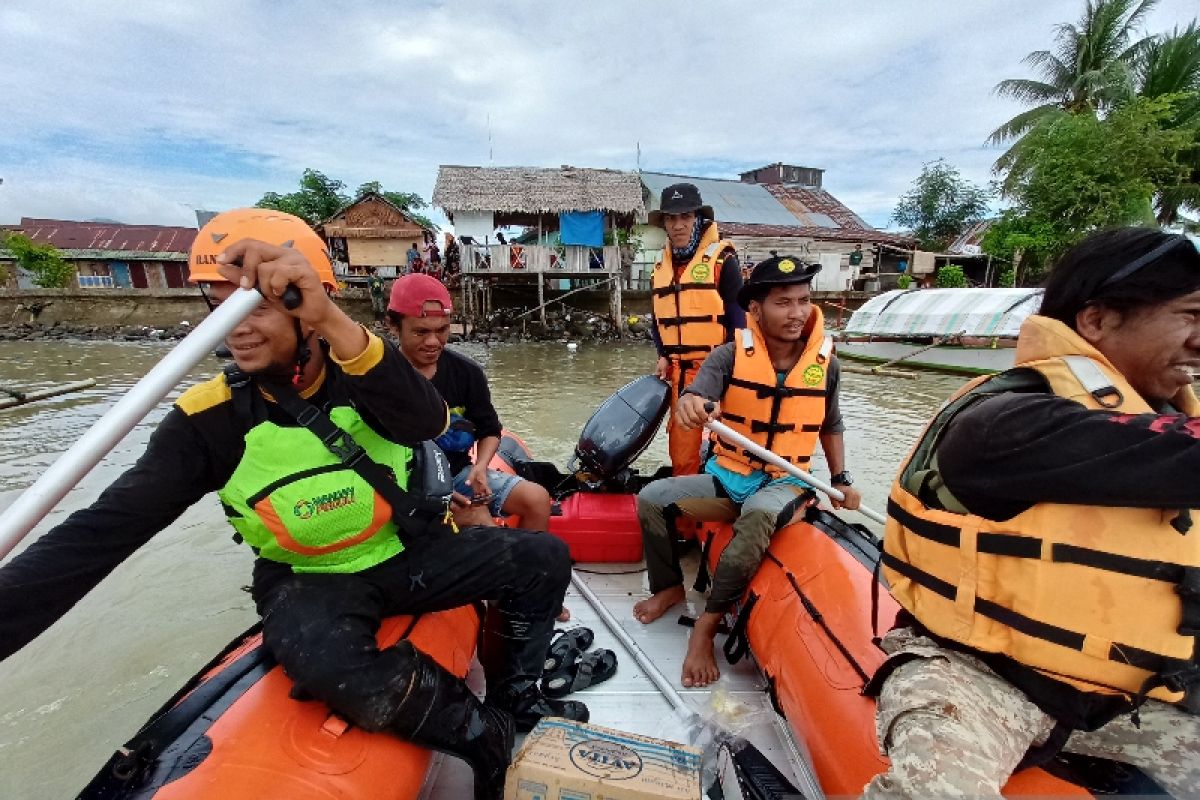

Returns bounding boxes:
[321,428,367,466]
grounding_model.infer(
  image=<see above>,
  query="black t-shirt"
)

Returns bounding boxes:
[937,381,1200,520]
[429,348,503,474]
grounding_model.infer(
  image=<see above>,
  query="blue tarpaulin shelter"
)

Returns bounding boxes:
[559,211,604,247]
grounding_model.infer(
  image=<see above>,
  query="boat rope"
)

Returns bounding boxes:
[763,550,872,686]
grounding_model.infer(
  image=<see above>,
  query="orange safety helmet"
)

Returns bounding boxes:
[189,208,337,291]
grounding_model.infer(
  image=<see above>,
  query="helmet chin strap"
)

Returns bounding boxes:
[292,319,313,387]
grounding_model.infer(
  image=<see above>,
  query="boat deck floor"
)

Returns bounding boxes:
[420,551,817,799]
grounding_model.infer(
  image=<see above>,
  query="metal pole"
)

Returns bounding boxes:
[0,288,264,559]
[705,419,887,526]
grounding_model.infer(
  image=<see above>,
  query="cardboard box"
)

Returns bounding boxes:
[504,718,702,800]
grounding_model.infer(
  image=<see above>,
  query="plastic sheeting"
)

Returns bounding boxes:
[844,288,1043,339]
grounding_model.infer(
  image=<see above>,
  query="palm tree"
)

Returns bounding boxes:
[1135,22,1200,223]
[988,0,1158,168]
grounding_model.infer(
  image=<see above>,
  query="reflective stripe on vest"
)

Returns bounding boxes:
[884,315,1200,703]
[651,226,731,360]
[219,404,413,574]
[713,308,830,478]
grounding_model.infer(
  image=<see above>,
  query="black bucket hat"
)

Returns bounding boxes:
[648,183,714,227]
[737,254,821,309]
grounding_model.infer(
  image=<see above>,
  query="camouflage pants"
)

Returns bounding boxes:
[862,628,1200,799]
[638,474,803,613]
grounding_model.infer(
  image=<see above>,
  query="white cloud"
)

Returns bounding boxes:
[1,0,1195,228]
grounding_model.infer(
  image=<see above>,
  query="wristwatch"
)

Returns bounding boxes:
[830,470,853,486]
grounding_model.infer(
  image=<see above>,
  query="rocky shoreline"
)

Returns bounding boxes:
[0,305,656,345]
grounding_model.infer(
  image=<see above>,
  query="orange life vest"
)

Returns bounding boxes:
[651,223,733,363]
[713,308,833,478]
[885,315,1200,704]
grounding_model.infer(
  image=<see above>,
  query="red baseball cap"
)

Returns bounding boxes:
[388,273,453,316]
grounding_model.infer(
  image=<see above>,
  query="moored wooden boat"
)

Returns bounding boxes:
[839,288,1041,376]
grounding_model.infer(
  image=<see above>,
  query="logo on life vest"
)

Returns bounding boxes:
[293,486,357,520]
[803,364,825,386]
[690,263,711,282]
[778,259,797,273]
[569,739,643,780]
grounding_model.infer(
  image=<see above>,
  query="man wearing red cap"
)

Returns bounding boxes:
[386,274,554,531]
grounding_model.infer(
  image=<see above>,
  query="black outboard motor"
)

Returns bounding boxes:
[570,375,670,485]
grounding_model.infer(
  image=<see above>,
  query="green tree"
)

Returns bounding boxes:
[256,169,350,226]
[987,0,1158,167]
[985,96,1191,280]
[3,233,74,288]
[257,171,435,230]
[891,160,992,251]
[1135,22,1200,222]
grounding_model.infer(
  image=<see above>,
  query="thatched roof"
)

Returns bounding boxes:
[433,165,644,215]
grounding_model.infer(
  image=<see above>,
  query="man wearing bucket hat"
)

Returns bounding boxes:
[648,183,746,476]
[0,210,586,800]
[634,254,861,688]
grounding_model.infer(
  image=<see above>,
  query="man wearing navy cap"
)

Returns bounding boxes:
[634,254,860,688]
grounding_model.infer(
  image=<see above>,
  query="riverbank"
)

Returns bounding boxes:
[0,305,654,344]
[0,288,652,343]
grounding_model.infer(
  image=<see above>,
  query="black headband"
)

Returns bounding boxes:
[1097,234,1191,290]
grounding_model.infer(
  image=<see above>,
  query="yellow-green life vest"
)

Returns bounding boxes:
[219,405,413,573]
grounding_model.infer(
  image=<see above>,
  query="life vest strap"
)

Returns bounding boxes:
[747,420,821,435]
[728,376,826,399]
[881,549,1192,677]
[652,281,719,297]
[661,344,714,356]
[1060,355,1124,408]
[888,498,1191,583]
[656,313,726,328]
[267,381,452,543]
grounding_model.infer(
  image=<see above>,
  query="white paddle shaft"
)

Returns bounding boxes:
[0,288,264,560]
[704,419,887,526]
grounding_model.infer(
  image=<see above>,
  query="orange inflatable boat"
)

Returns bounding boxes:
[79,604,481,799]
[700,503,1168,797]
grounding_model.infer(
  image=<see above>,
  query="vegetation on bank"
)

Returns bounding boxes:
[893,0,1199,286]
[255,169,435,230]
[1,233,73,288]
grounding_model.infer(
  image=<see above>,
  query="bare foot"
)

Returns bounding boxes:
[681,614,721,687]
[557,606,571,622]
[632,585,685,624]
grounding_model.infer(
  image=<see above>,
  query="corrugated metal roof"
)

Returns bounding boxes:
[845,288,1043,338]
[947,220,994,255]
[640,173,799,226]
[16,218,197,254]
[764,185,873,230]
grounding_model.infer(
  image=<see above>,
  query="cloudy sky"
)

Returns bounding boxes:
[1,0,1195,230]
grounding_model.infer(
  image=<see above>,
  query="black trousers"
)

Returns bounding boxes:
[251,525,571,731]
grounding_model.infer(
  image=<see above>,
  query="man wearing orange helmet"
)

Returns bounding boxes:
[0,209,585,800]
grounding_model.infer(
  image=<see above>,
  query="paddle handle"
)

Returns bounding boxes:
[0,288,266,560]
[703,411,887,526]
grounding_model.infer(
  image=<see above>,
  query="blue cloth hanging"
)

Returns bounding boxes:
[559,211,605,247]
